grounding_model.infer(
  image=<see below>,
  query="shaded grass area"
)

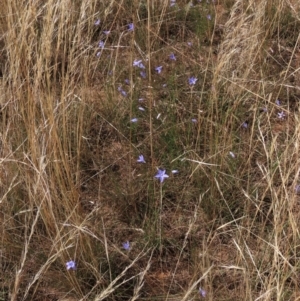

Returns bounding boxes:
[1,0,300,300]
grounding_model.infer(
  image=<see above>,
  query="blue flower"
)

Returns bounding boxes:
[169,53,176,60]
[133,59,145,69]
[155,66,163,74]
[189,76,197,85]
[66,260,76,270]
[128,23,134,31]
[125,79,130,85]
[277,111,285,119]
[242,121,248,129]
[139,63,145,69]
[155,169,169,183]
[137,155,146,163]
[94,19,100,26]
[122,241,130,250]
[199,287,206,297]
[191,118,197,123]
[275,99,281,105]
[118,86,127,97]
[103,30,110,35]
[207,14,212,20]
[98,40,105,48]
[140,71,146,78]
[170,0,176,7]
[133,59,142,67]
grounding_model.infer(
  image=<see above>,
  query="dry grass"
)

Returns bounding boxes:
[0,0,300,300]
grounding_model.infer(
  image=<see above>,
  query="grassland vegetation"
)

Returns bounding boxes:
[1,0,300,300]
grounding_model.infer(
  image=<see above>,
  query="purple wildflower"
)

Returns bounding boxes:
[125,79,130,85]
[199,287,206,297]
[140,71,147,78]
[155,66,163,74]
[137,155,146,163]
[207,14,212,20]
[66,260,76,270]
[189,76,197,85]
[170,0,176,6]
[118,86,127,97]
[94,19,100,26]
[138,62,145,69]
[103,30,110,35]
[191,118,197,123]
[277,111,285,119]
[242,121,248,129]
[98,40,105,48]
[275,99,281,106]
[133,59,142,67]
[155,169,169,183]
[169,52,176,60]
[128,23,134,31]
[122,241,130,250]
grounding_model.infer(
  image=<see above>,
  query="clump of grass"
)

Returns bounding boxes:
[1,0,300,300]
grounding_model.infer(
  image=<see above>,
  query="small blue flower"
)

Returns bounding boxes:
[128,23,134,31]
[98,40,105,48]
[125,79,130,85]
[66,260,76,270]
[122,241,130,250]
[169,53,176,60]
[199,287,206,297]
[103,30,110,35]
[191,118,197,123]
[170,0,176,7]
[131,118,138,123]
[118,86,127,97]
[137,155,146,163]
[96,51,101,57]
[155,169,169,183]
[277,111,285,119]
[138,62,145,69]
[94,19,100,26]
[133,59,142,67]
[242,121,248,129]
[155,66,163,74]
[207,14,212,20]
[275,99,281,106]
[140,71,147,78]
[189,76,197,85]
